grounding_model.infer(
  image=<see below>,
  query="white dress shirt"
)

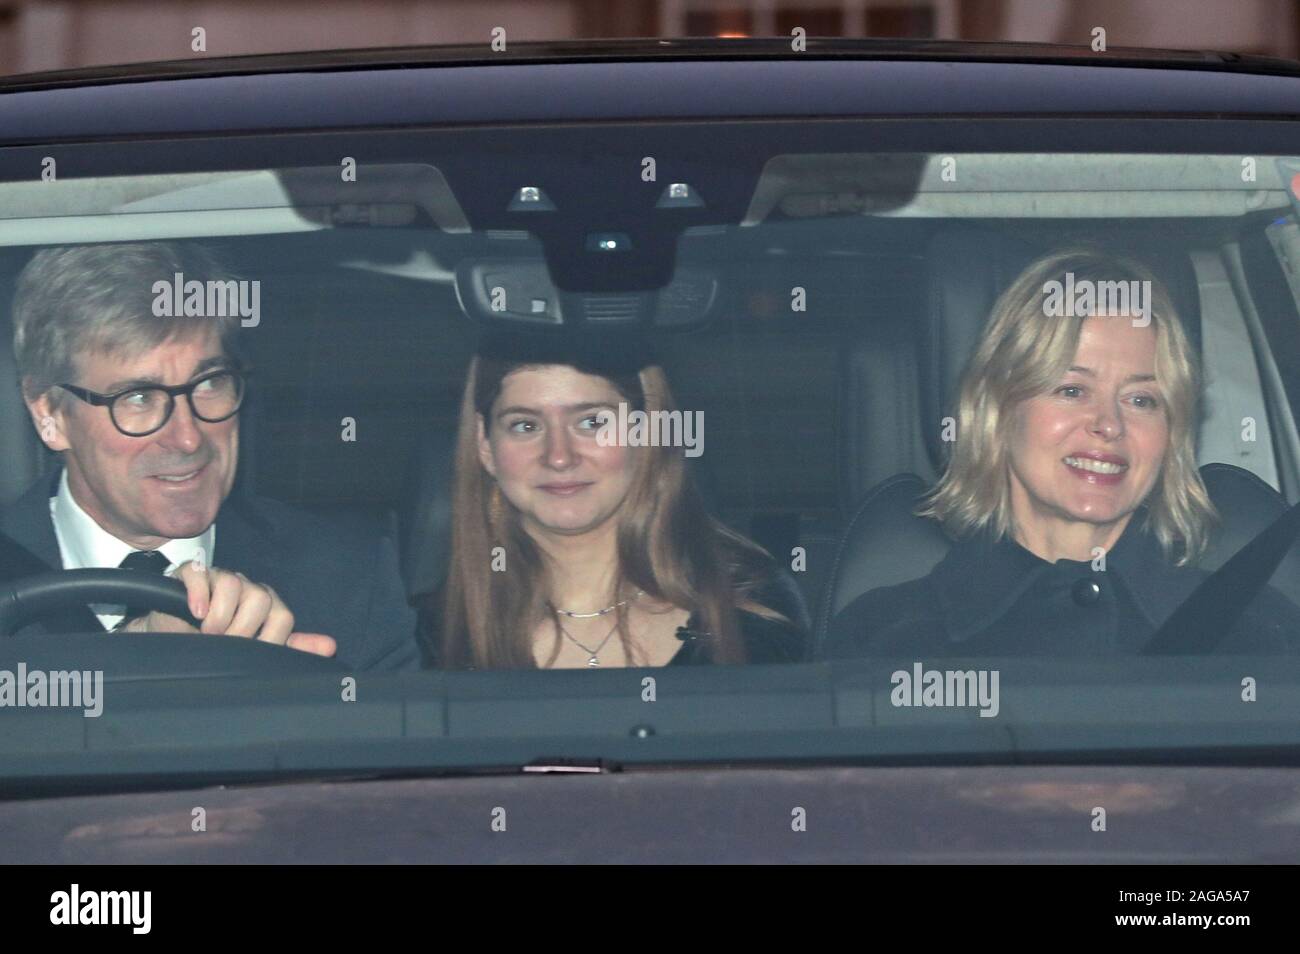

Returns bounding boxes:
[49,469,215,630]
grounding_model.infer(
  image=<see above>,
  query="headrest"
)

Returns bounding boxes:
[0,309,46,507]
[920,227,1203,470]
[401,425,457,602]
[815,471,947,649]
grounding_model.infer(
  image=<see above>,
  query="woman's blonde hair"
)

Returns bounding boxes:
[433,351,788,669]
[920,247,1217,565]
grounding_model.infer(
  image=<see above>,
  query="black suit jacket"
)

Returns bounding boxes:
[0,470,420,670]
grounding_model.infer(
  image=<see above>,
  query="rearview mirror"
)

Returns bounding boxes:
[454,258,719,331]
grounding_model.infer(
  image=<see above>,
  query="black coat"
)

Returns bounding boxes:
[670,570,809,665]
[824,516,1300,659]
[0,470,420,670]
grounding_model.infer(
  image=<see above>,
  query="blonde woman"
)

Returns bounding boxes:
[421,335,807,669]
[826,248,1300,657]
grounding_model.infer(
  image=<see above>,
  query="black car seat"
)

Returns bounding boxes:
[0,258,51,507]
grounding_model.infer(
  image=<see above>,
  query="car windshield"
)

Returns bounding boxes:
[2,121,1300,789]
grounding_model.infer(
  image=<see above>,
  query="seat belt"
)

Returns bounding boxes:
[1144,499,1300,654]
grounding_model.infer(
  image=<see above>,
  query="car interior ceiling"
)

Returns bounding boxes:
[0,209,1298,638]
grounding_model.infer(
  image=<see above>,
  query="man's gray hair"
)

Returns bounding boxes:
[12,242,244,405]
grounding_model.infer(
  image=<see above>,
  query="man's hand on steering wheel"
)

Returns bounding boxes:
[121,561,337,658]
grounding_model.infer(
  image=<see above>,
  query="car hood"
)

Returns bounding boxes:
[4,763,1300,863]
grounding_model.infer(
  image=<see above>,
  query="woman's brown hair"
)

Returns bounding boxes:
[435,345,788,669]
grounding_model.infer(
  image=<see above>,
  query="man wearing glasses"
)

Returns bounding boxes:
[0,242,418,669]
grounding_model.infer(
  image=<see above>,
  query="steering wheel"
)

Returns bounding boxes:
[0,569,199,637]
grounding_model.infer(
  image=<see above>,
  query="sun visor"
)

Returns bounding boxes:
[0,163,469,245]
[743,153,1294,224]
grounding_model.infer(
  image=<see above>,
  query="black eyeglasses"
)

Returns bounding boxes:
[57,369,247,437]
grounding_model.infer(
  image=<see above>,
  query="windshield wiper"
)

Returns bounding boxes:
[1144,498,1300,654]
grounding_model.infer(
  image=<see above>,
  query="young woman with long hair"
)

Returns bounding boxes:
[422,334,808,669]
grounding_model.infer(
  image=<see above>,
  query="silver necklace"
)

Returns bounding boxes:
[553,590,643,619]
[558,618,620,667]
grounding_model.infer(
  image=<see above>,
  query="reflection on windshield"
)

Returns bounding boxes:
[0,145,1298,767]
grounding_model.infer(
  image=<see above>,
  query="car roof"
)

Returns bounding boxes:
[1,37,1300,145]
[4,37,1300,90]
